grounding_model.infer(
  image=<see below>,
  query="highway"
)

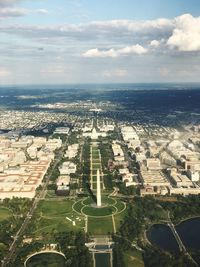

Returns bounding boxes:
[1,129,72,267]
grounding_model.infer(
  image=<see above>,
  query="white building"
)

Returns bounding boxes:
[59,161,77,175]
[187,169,199,182]
[65,144,79,159]
[146,158,161,170]
[54,127,70,135]
[112,142,124,161]
[83,128,107,139]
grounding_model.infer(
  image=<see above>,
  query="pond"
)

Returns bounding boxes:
[146,224,179,252]
[147,217,200,252]
[25,252,65,267]
[94,245,112,267]
[176,217,200,250]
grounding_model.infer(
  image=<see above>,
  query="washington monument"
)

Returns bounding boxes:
[96,169,102,207]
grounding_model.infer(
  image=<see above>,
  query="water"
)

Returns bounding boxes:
[147,224,179,252]
[95,253,111,267]
[147,217,200,252]
[176,217,200,250]
[94,245,111,267]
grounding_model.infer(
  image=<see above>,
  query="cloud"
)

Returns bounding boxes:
[0,67,11,77]
[36,9,49,15]
[83,44,147,58]
[150,40,161,48]
[1,13,200,56]
[40,66,66,74]
[0,0,22,7]
[167,14,200,51]
[0,8,28,18]
[0,18,174,42]
[103,69,128,77]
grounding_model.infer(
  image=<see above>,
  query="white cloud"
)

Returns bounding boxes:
[0,67,11,77]
[150,40,161,48]
[83,44,147,58]
[0,0,22,7]
[103,69,128,77]
[40,66,66,74]
[36,9,49,15]
[0,8,28,18]
[0,17,174,42]
[167,14,200,51]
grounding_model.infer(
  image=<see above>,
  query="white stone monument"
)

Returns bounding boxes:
[96,169,102,207]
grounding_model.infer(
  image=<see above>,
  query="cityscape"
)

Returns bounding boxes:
[0,0,200,266]
[0,86,198,267]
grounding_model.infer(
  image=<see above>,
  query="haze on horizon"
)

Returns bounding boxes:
[0,0,200,85]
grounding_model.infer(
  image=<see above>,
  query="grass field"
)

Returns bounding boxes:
[0,207,12,222]
[88,216,114,235]
[37,200,73,216]
[82,206,116,216]
[30,199,85,237]
[123,249,144,267]
[114,208,127,231]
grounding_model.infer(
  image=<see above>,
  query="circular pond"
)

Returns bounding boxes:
[25,252,66,267]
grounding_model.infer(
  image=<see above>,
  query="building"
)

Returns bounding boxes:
[112,142,124,161]
[187,169,199,182]
[140,170,170,187]
[65,144,79,159]
[170,169,193,187]
[0,160,51,199]
[121,126,139,142]
[59,161,77,175]
[146,158,161,170]
[54,127,70,134]
[83,128,107,139]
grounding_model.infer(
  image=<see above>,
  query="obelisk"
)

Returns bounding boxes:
[97,169,102,207]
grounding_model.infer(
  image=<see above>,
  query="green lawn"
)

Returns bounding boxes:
[92,175,97,181]
[73,199,84,214]
[0,207,12,222]
[88,216,114,235]
[123,249,144,267]
[92,163,101,169]
[92,183,97,190]
[82,206,116,216]
[29,199,85,237]
[114,208,127,231]
[92,159,101,163]
[37,200,73,216]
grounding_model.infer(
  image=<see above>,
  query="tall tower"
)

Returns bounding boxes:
[96,169,102,207]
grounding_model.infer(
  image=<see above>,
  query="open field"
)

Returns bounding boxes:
[123,249,144,267]
[29,199,85,237]
[114,208,127,231]
[73,196,126,234]
[0,207,12,222]
[88,216,114,235]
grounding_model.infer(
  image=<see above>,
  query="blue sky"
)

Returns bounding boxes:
[0,0,200,84]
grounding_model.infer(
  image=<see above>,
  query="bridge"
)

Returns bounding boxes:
[167,213,198,266]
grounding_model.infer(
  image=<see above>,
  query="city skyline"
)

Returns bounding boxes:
[0,0,200,84]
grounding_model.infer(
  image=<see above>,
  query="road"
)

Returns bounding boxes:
[1,128,72,267]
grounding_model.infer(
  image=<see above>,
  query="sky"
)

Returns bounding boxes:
[0,0,200,84]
